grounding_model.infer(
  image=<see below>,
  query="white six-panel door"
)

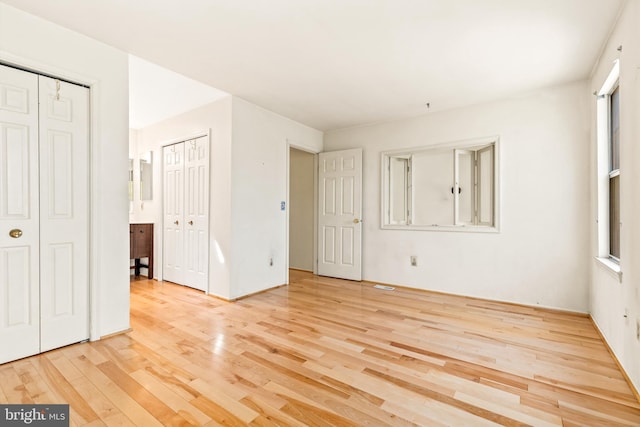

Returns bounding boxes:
[38,75,89,352]
[0,64,89,364]
[0,65,41,364]
[163,142,185,285]
[317,148,363,281]
[184,136,209,291]
[163,138,209,291]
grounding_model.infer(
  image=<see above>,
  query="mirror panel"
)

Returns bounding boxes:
[140,151,153,201]
[128,158,134,201]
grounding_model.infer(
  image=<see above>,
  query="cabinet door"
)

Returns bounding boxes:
[132,224,152,258]
[130,224,134,259]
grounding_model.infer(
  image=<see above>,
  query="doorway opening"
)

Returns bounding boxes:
[127,55,227,286]
[287,147,316,282]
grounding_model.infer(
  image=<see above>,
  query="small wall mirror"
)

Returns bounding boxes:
[140,151,153,201]
[128,158,134,201]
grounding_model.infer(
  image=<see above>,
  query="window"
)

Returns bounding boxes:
[382,137,499,231]
[609,86,620,260]
[596,60,620,264]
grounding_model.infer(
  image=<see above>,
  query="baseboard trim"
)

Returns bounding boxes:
[100,328,132,340]
[208,284,288,302]
[206,293,233,303]
[231,284,287,301]
[289,271,588,317]
[589,315,640,405]
[362,279,589,318]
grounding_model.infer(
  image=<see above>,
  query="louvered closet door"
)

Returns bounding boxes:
[0,65,41,364]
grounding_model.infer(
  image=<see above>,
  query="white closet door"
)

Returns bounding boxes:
[38,75,90,352]
[0,65,40,364]
[163,142,185,284]
[184,137,209,291]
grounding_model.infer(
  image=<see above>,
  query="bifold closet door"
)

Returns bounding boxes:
[163,137,209,291]
[163,142,185,285]
[0,65,41,363]
[184,136,209,291]
[38,74,90,352]
[0,64,89,364]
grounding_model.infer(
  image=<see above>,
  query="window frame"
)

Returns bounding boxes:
[608,85,620,261]
[381,136,500,233]
[596,60,620,265]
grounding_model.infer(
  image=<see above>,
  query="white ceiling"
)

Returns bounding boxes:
[129,55,228,129]
[2,0,624,131]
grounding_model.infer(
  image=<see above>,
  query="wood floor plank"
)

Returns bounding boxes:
[66,351,165,427]
[32,355,100,424]
[240,396,308,427]
[380,398,499,427]
[12,359,60,404]
[97,361,191,426]
[190,395,253,427]
[1,271,639,425]
[0,364,34,404]
[130,369,211,425]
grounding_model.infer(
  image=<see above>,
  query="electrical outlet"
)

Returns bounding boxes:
[410,256,417,266]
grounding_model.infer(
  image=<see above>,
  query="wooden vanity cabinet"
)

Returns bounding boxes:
[130,223,153,279]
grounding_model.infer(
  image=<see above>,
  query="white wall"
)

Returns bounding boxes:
[132,96,322,300]
[0,4,130,337]
[289,148,315,271]
[589,0,640,394]
[133,98,233,298]
[325,82,590,312]
[231,97,323,298]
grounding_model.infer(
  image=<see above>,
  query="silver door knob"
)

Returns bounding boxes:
[9,229,23,238]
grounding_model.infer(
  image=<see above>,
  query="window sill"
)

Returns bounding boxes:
[381,224,499,233]
[594,257,622,282]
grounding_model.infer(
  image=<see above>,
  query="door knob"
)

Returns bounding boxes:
[188,221,193,225]
[9,229,23,238]
[353,218,361,224]
[174,220,179,225]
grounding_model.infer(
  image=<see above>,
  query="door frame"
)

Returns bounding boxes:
[285,140,320,285]
[0,55,99,341]
[160,130,211,292]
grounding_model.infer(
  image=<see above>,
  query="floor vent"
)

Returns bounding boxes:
[373,284,395,291]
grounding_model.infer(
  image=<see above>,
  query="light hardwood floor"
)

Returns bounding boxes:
[1,270,639,426]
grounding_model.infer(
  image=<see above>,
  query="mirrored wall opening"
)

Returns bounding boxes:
[382,137,499,232]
